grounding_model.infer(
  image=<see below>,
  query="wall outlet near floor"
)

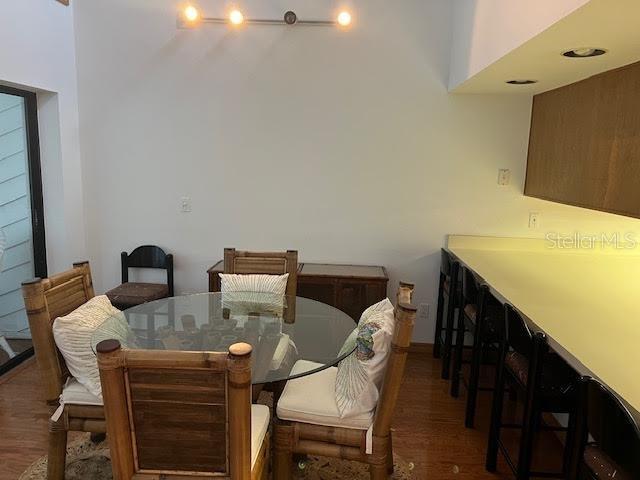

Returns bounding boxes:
[497,168,511,185]
[529,212,540,229]
[180,196,192,213]
[418,303,430,322]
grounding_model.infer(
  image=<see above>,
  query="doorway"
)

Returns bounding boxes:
[0,85,46,374]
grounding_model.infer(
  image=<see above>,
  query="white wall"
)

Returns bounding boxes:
[74,0,640,342]
[449,0,590,90]
[0,0,86,274]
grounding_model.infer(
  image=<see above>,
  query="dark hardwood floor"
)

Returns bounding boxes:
[0,350,564,479]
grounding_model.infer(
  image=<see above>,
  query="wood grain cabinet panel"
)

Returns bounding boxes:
[208,261,388,322]
[525,60,640,218]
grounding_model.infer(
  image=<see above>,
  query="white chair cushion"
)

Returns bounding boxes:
[220,273,289,316]
[277,360,372,430]
[251,404,270,468]
[61,378,103,406]
[219,273,288,295]
[53,295,130,399]
[334,298,395,419]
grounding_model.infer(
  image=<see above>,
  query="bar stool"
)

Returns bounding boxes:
[433,249,460,379]
[450,267,503,428]
[486,304,579,479]
[569,376,640,480]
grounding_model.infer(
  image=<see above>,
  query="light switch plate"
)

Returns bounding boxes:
[180,196,192,213]
[529,212,540,228]
[498,169,511,185]
[418,303,430,322]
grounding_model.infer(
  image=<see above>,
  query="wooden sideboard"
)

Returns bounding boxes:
[207,261,389,322]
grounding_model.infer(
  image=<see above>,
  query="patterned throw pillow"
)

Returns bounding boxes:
[53,295,130,399]
[335,298,395,418]
[219,273,289,316]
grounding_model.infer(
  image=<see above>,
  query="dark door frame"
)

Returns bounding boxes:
[0,84,46,375]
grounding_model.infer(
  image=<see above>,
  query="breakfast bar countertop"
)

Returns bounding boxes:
[447,234,640,416]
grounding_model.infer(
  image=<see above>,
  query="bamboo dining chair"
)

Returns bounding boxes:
[272,282,417,480]
[96,340,270,480]
[21,262,105,480]
[397,280,414,304]
[223,248,298,324]
[223,248,299,399]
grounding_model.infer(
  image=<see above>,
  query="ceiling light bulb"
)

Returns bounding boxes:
[184,5,199,22]
[506,79,538,85]
[229,10,244,25]
[337,11,352,27]
[562,48,607,58]
[573,48,597,57]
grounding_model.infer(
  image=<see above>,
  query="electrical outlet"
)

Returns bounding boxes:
[529,212,540,229]
[497,169,511,186]
[180,196,192,213]
[418,303,430,322]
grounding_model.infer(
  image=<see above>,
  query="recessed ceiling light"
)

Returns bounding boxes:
[506,79,538,85]
[562,48,607,58]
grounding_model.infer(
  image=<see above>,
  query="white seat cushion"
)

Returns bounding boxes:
[61,378,103,406]
[251,404,270,468]
[277,360,372,430]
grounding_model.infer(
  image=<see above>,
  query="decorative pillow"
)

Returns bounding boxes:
[53,295,129,399]
[219,273,288,316]
[335,298,395,418]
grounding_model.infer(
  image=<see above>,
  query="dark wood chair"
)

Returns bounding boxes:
[272,282,417,480]
[97,340,270,480]
[568,376,640,480]
[486,304,579,479]
[433,249,460,379]
[105,245,174,310]
[21,262,106,480]
[450,267,503,428]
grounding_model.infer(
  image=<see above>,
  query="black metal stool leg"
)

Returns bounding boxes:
[441,306,455,379]
[465,316,483,428]
[450,306,465,398]
[517,406,539,480]
[441,263,459,380]
[433,273,446,358]
[486,338,507,471]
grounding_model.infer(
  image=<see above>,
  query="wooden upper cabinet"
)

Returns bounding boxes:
[525,60,640,218]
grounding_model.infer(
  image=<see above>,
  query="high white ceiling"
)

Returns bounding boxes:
[451,0,640,94]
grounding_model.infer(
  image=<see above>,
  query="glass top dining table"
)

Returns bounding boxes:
[91,292,357,385]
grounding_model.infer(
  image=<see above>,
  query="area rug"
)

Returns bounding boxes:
[19,434,414,479]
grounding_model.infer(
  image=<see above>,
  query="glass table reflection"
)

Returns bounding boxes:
[91,292,356,385]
